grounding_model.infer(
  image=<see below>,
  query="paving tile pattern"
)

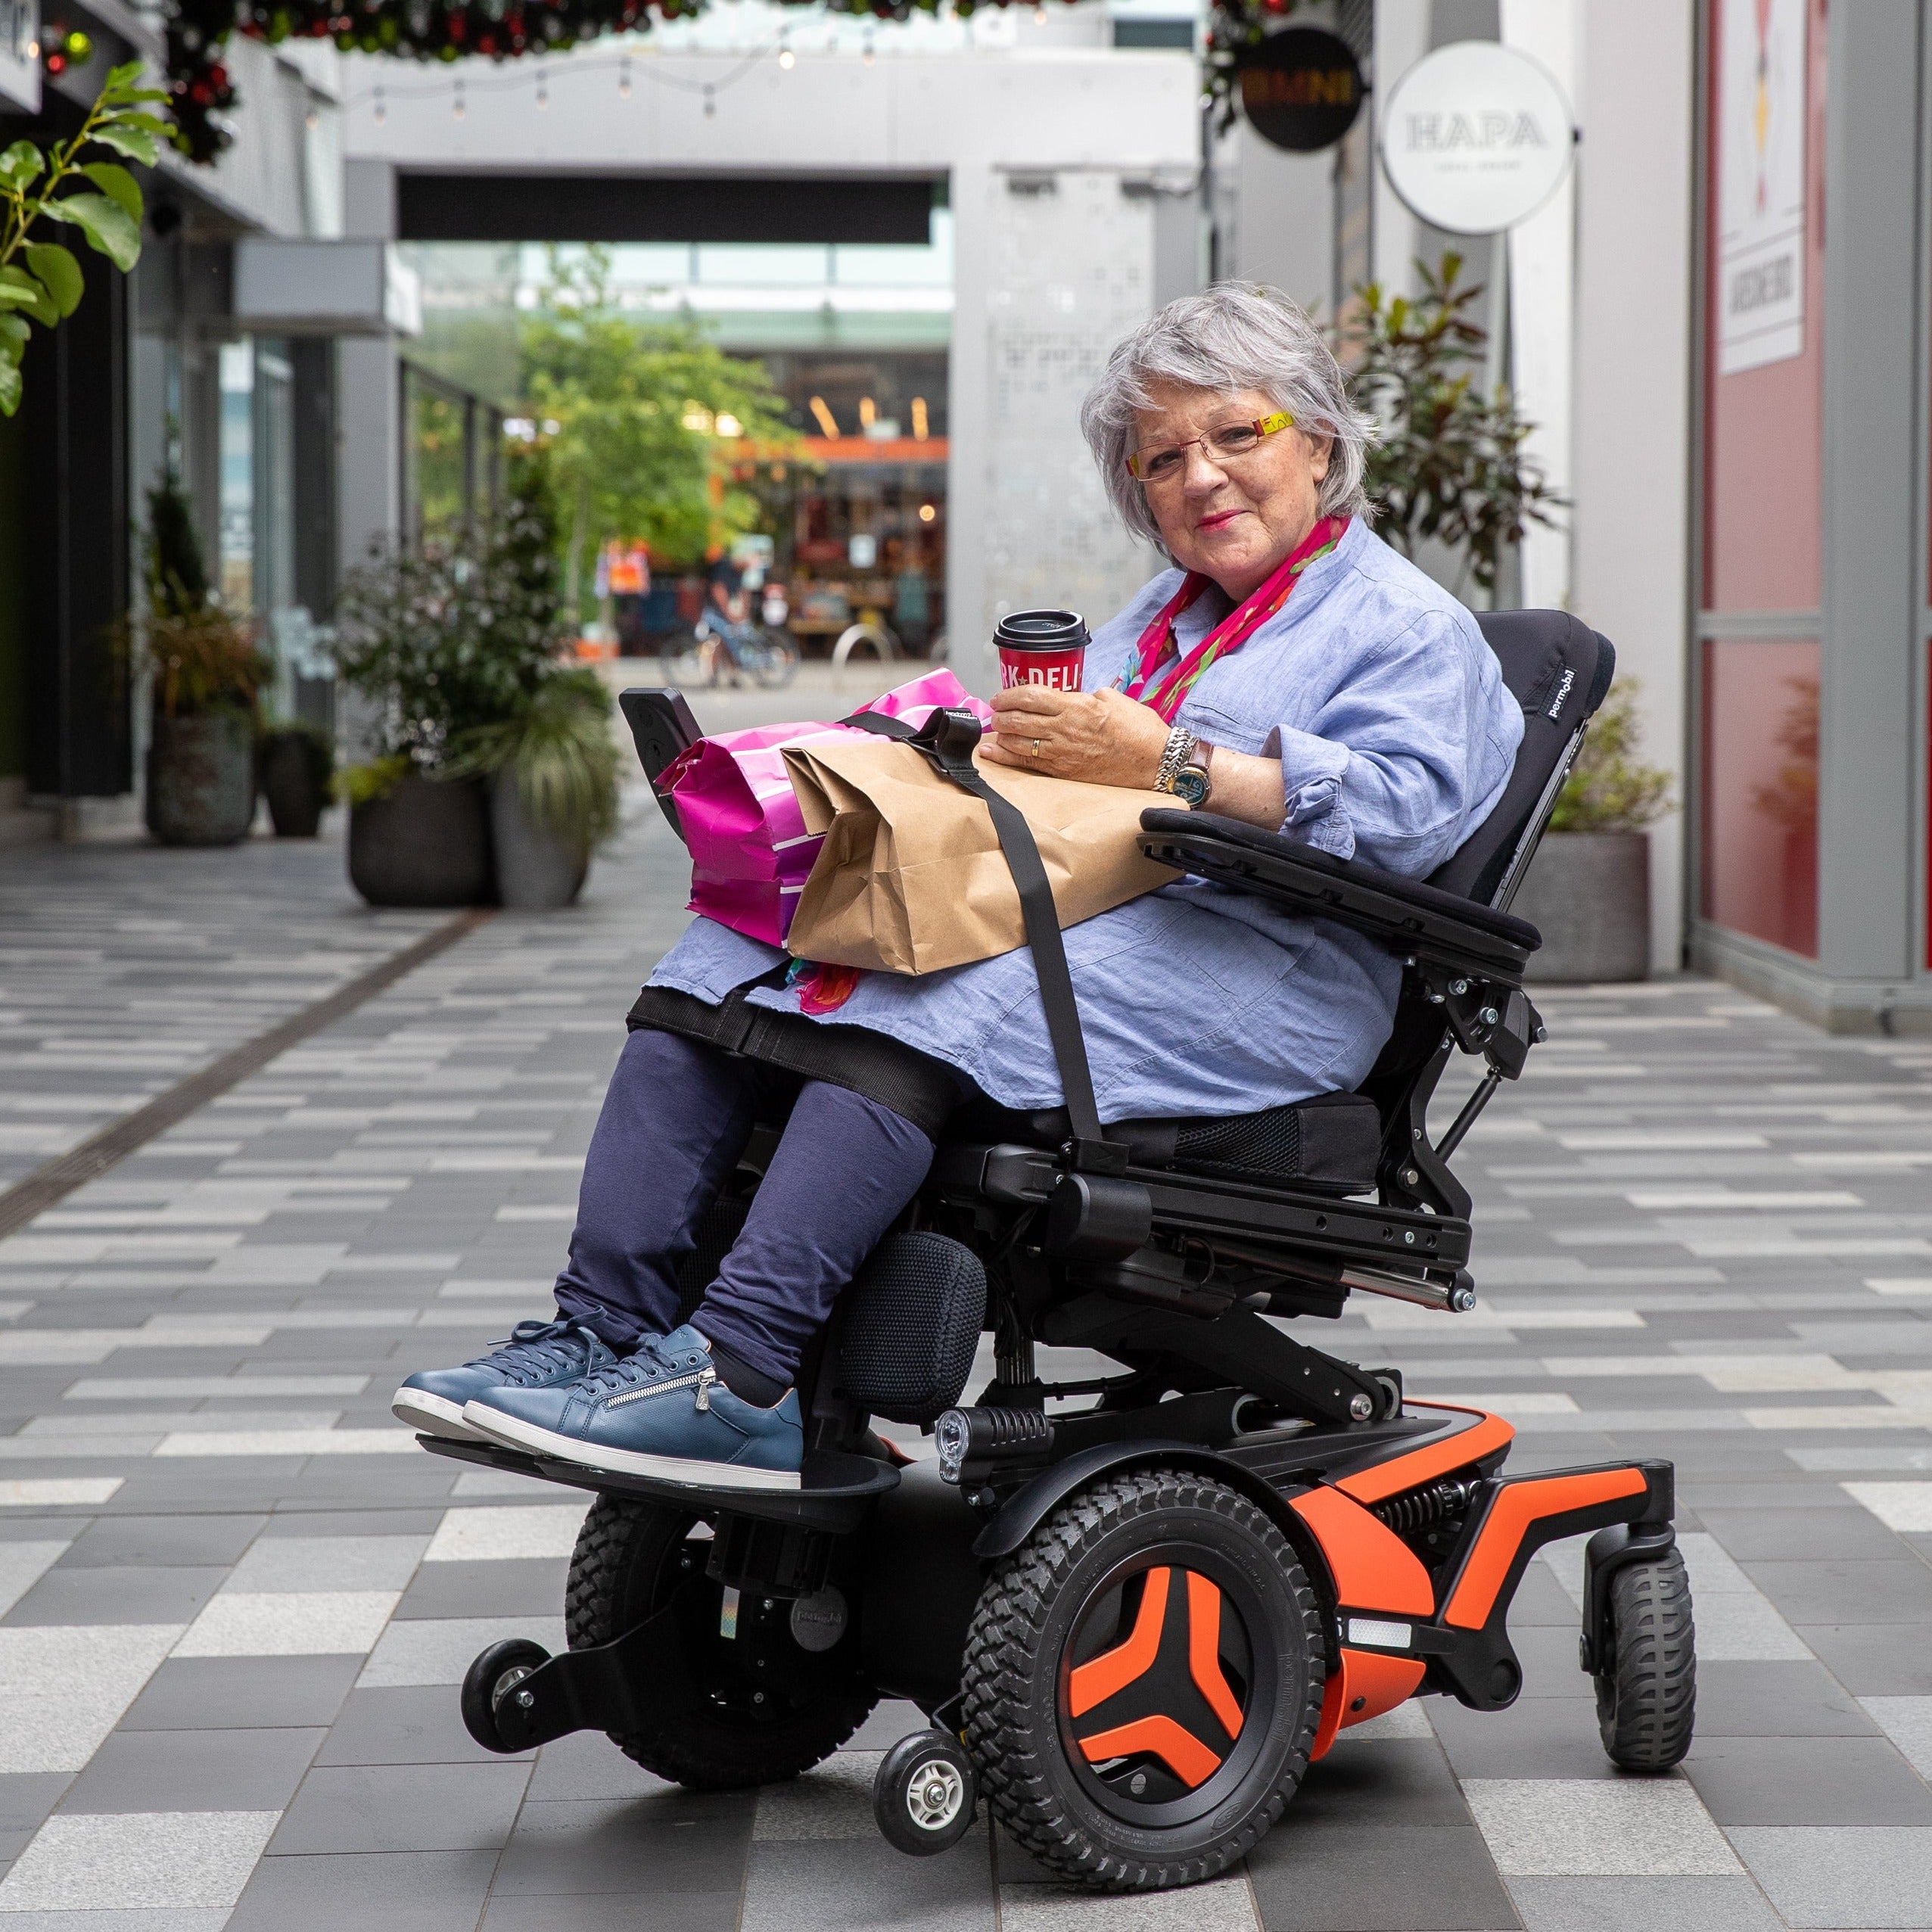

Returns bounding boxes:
[0,829,449,1190]
[2,808,1932,1927]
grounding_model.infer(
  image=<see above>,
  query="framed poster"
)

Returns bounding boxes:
[1717,0,1806,376]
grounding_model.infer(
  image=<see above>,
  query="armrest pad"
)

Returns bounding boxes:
[1139,809,1540,977]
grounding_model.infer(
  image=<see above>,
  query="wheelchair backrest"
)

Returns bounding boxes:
[1428,611,1616,912]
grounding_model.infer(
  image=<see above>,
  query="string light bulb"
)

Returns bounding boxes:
[702,82,716,116]
[618,54,630,96]
[861,30,875,64]
[1034,5,1047,20]
[453,77,465,118]
[373,84,386,123]
[536,66,548,107]
[777,32,794,68]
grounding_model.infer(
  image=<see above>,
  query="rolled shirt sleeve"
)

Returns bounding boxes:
[1258,609,1520,872]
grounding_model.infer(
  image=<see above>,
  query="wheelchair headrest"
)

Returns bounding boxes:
[1428,610,1616,909]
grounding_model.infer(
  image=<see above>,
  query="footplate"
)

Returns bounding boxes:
[417,1432,898,1531]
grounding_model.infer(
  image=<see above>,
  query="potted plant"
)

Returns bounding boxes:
[257,720,335,838]
[1512,681,1673,982]
[1338,252,1564,602]
[330,471,565,907]
[131,458,269,847]
[448,669,621,908]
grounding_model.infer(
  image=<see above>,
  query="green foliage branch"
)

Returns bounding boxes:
[0,63,167,417]
[518,246,795,616]
[1339,252,1565,599]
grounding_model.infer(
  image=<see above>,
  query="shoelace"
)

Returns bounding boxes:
[468,1317,609,1386]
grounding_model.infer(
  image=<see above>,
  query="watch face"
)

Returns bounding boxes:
[1173,765,1210,807]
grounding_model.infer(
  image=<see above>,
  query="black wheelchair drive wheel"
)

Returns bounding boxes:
[873,1729,978,1856]
[461,1638,551,1753]
[565,1494,877,1789]
[962,1469,1326,1890]
[1594,1548,1697,1771]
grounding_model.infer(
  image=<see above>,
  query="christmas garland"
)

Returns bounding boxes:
[162,0,1303,165]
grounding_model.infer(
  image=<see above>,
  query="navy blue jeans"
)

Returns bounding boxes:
[552,1028,936,1385]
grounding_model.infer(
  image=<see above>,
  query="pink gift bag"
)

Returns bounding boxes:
[661,669,991,947]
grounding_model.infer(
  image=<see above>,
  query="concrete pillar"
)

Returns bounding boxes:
[1813,1,1921,1005]
[1570,0,1695,975]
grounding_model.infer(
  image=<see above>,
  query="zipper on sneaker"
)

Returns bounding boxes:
[606,1364,715,1411]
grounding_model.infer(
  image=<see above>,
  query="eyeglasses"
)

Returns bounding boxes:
[1125,410,1295,484]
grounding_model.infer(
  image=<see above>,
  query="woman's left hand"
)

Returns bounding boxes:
[982,685,1171,789]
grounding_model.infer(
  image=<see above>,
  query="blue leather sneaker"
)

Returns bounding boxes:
[462,1324,804,1491]
[391,1315,618,1442]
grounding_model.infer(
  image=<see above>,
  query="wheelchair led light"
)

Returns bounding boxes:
[935,1408,971,1484]
[1346,1617,1413,1650]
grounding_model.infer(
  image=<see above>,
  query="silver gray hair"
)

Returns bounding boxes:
[1081,282,1374,549]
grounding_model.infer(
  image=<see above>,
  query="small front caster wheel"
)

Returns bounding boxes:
[874,1729,978,1856]
[461,1638,551,1753]
[1594,1550,1696,1772]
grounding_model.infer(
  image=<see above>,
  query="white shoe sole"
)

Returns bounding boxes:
[392,1388,487,1442]
[462,1401,802,1492]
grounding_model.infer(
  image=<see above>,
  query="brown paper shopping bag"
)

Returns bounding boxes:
[780,734,1178,975]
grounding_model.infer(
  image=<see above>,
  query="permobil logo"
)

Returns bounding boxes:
[1546,668,1576,720]
[1404,110,1551,153]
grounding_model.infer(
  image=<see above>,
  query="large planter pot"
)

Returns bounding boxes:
[348,773,492,907]
[490,772,590,910]
[146,711,256,847]
[258,729,332,838]
[1513,830,1650,983]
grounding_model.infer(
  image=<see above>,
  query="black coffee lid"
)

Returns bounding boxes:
[994,608,1089,651]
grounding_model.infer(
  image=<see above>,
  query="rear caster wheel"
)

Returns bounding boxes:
[461,1638,550,1753]
[874,1729,978,1856]
[1594,1548,1696,1771]
[566,1494,876,1789]
[962,1469,1325,1890]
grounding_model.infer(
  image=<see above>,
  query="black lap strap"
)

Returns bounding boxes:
[842,706,1119,1171]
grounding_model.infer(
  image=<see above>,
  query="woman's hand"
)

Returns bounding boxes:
[982,686,1171,789]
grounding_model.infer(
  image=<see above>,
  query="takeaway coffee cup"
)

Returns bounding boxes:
[995,609,1090,692]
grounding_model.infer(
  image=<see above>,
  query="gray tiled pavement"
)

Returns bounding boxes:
[2,807,1931,1929]
[0,823,450,1189]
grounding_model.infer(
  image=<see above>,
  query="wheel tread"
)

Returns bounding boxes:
[1595,1548,1697,1771]
[961,1470,1326,1890]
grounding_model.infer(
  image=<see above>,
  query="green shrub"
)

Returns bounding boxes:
[1549,680,1673,833]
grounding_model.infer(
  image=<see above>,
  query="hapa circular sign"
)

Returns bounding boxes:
[1380,41,1575,235]
[1237,28,1366,155]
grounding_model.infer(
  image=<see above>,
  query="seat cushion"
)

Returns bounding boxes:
[947,1090,1382,1196]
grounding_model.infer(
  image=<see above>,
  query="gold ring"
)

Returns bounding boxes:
[1032,739,1041,756]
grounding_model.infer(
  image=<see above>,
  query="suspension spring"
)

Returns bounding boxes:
[1372,1476,1474,1536]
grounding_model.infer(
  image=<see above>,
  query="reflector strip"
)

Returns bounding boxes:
[1346,1616,1413,1650]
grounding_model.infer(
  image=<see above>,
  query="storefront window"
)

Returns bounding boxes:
[217,341,254,611]
[1701,638,1818,956]
[1699,0,1826,960]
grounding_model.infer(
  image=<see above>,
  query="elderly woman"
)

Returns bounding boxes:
[394,285,1523,1490]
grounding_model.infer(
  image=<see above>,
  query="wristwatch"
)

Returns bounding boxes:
[1155,726,1214,807]
[1173,744,1214,807]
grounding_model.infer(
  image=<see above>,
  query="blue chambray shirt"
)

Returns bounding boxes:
[648,518,1523,1123]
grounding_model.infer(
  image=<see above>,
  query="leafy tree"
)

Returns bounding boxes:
[518,247,795,618]
[0,64,166,417]
[1338,251,1564,599]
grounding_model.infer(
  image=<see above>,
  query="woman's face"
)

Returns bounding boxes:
[1130,381,1333,603]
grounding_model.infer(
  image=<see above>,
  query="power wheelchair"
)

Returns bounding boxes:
[422,608,1696,1891]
